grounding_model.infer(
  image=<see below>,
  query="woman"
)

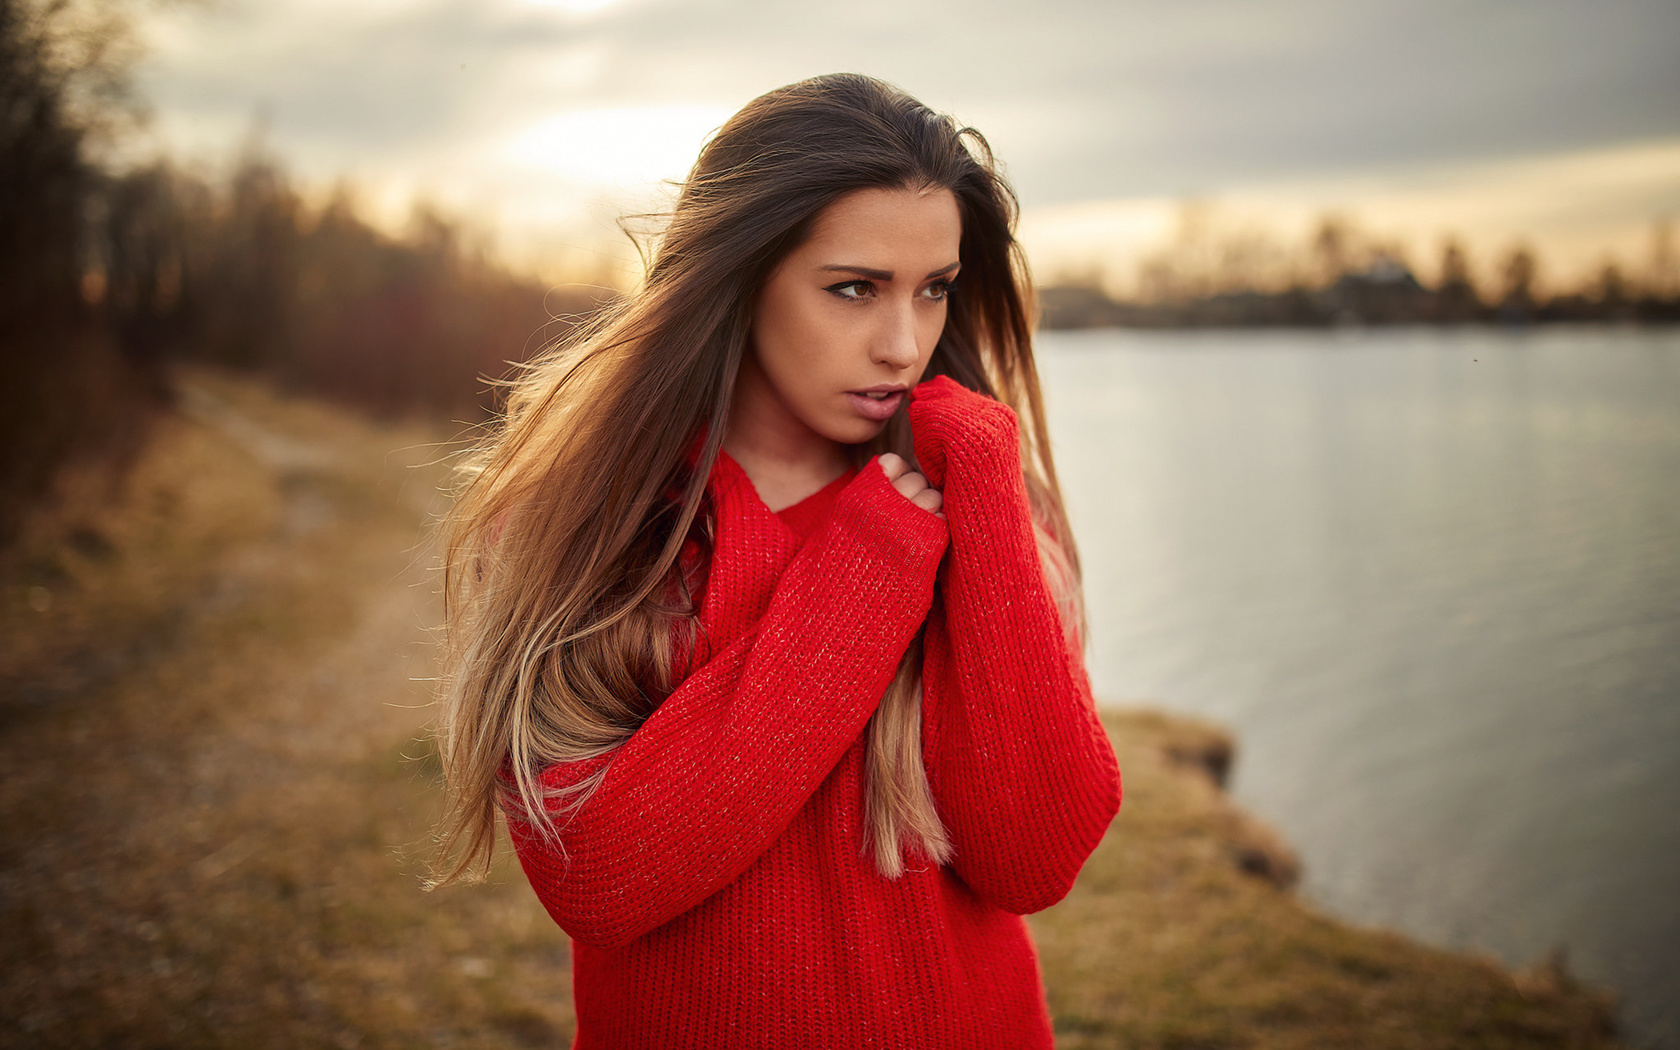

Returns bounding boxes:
[432,73,1122,1048]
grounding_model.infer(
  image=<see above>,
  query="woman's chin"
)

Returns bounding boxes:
[821,417,890,448]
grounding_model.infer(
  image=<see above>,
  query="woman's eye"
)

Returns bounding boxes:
[923,279,956,301]
[827,280,874,300]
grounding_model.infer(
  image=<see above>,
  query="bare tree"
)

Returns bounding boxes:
[1311,215,1353,288]
[1436,237,1481,321]
[1499,243,1539,316]
[0,0,153,544]
[1649,217,1676,301]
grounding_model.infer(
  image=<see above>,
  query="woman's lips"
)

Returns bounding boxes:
[846,390,904,421]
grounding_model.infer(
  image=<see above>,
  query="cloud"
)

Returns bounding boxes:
[128,0,1680,273]
[500,104,732,187]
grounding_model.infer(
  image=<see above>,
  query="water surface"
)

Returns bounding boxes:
[1038,325,1680,1047]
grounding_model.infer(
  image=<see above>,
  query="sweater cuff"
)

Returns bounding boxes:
[908,379,1021,489]
[827,459,949,578]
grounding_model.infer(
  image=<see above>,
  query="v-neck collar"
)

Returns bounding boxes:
[712,448,857,543]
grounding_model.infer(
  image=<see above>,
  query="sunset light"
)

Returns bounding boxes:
[7,2,1680,1046]
[501,104,731,189]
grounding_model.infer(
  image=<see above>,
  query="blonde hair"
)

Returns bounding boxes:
[430,74,1082,886]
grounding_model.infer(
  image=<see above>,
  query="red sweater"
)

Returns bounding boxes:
[506,376,1122,1048]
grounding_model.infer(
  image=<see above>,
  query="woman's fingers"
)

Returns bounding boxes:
[890,469,926,502]
[879,456,943,517]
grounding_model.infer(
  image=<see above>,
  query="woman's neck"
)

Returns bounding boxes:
[725,366,851,513]
[723,433,850,513]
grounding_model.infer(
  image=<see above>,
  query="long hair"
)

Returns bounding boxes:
[430,73,1083,885]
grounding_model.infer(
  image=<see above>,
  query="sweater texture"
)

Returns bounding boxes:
[506,376,1123,1049]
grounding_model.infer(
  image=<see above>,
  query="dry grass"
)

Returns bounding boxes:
[1031,710,1621,1049]
[0,371,1625,1048]
[1,370,573,1048]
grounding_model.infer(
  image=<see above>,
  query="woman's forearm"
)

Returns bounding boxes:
[910,377,1122,913]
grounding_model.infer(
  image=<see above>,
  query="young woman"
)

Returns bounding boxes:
[432,73,1122,1048]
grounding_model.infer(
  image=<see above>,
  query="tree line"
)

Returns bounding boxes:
[0,0,599,546]
[1039,208,1680,329]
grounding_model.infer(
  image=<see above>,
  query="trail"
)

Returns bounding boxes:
[1,373,576,1048]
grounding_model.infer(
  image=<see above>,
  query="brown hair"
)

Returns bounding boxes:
[430,73,1081,885]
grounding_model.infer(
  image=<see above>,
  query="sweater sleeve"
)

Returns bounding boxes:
[909,375,1122,914]
[505,463,948,949]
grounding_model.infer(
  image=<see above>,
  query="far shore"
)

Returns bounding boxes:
[1036,280,1680,331]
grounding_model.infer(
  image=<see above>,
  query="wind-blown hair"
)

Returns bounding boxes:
[430,73,1083,885]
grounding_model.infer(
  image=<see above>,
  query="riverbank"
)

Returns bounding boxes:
[1040,710,1619,1048]
[0,370,1624,1048]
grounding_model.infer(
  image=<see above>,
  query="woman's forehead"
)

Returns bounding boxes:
[793,187,962,270]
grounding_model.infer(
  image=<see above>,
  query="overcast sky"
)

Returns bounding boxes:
[131,0,1680,288]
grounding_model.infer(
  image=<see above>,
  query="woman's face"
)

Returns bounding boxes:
[733,184,962,457]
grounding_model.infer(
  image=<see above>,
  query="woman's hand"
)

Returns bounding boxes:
[877,453,944,519]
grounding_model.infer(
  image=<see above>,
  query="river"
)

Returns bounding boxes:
[1038,324,1680,1048]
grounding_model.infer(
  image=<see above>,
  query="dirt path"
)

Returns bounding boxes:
[2,373,577,1048]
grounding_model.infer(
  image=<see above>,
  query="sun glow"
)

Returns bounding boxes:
[502,105,734,189]
[519,0,625,13]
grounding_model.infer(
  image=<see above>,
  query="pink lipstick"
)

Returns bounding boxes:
[846,385,906,422]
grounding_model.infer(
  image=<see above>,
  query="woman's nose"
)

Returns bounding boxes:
[871,302,921,369]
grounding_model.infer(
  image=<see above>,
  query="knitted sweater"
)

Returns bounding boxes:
[506,376,1123,1049]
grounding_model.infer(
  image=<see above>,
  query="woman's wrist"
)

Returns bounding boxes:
[908,377,1020,488]
[830,460,949,566]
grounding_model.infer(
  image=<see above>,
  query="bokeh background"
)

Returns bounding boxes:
[3,0,1677,1047]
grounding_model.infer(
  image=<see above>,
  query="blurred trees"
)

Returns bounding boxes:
[1,0,151,545]
[1040,204,1680,330]
[86,150,601,418]
[1,0,603,546]
[1498,244,1539,320]
[1648,218,1676,300]
[1435,239,1479,323]
[1311,216,1353,290]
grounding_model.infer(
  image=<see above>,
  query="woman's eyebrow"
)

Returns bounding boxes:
[818,262,961,280]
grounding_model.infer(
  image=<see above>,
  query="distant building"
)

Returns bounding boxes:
[1319,254,1430,324]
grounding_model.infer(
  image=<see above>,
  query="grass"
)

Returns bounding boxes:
[1033,710,1620,1049]
[0,370,1624,1048]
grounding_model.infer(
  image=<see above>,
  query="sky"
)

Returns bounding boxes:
[129,0,1680,292]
